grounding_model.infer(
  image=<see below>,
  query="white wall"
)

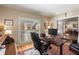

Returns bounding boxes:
[51,9,79,28]
[51,9,79,43]
[0,6,48,44]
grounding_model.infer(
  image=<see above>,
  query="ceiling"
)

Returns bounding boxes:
[1,4,79,17]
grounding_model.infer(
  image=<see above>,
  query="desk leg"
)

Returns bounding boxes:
[60,44,63,55]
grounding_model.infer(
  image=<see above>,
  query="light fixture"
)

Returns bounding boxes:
[65,12,67,17]
[47,25,51,29]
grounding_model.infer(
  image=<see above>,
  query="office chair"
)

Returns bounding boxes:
[30,32,50,55]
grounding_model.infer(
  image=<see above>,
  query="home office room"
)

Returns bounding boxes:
[0,4,79,55]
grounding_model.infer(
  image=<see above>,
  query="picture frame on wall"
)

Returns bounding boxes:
[4,19,14,26]
[73,24,78,28]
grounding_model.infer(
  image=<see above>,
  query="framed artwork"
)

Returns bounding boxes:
[4,19,13,26]
[44,22,47,29]
[73,24,78,28]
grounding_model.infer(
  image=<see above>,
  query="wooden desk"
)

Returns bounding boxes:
[5,43,16,55]
[40,36,68,55]
[53,39,67,55]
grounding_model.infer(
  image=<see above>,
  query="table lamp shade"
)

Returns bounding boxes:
[0,23,5,32]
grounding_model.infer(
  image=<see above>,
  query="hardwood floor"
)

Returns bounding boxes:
[17,42,76,55]
[17,43,33,53]
[48,42,76,55]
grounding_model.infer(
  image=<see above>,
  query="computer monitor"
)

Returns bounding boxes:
[48,29,57,36]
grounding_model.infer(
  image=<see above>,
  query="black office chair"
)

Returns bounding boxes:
[30,32,50,55]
